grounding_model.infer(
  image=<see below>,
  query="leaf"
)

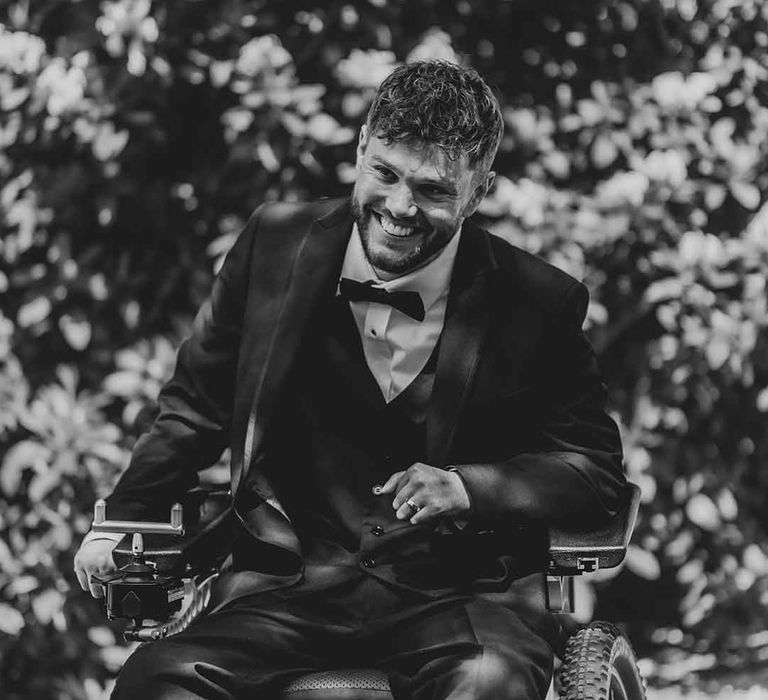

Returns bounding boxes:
[757,387,768,412]
[590,133,618,169]
[221,107,254,134]
[209,60,234,87]
[0,536,21,575]
[206,233,238,260]
[95,127,130,161]
[677,558,703,584]
[100,645,134,672]
[2,86,29,111]
[686,493,721,531]
[115,348,147,373]
[717,489,738,520]
[705,336,730,370]
[0,603,25,635]
[88,443,125,465]
[743,544,768,575]
[645,277,684,304]
[57,365,78,393]
[703,184,727,211]
[1,440,49,495]
[305,113,354,145]
[256,141,280,172]
[577,99,603,126]
[730,181,760,210]
[9,575,38,595]
[28,468,61,502]
[543,150,570,179]
[59,314,91,350]
[102,370,143,397]
[88,626,116,647]
[281,112,306,137]
[665,531,695,561]
[31,588,65,624]
[17,297,51,328]
[625,545,660,580]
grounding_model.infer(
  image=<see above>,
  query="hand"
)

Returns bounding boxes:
[74,537,118,599]
[375,463,470,525]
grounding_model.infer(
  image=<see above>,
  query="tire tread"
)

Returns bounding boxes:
[559,621,646,700]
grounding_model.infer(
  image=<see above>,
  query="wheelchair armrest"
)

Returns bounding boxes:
[112,487,234,575]
[548,482,641,574]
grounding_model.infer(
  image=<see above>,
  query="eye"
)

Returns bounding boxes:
[421,185,449,198]
[373,166,396,182]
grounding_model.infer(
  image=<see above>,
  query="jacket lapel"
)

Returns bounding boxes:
[426,222,497,466]
[233,199,353,498]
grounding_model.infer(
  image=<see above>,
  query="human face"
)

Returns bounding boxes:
[351,128,494,280]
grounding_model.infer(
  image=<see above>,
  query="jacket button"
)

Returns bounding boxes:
[362,556,376,568]
[371,525,384,537]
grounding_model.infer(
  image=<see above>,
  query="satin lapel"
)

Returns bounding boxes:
[426,223,496,466]
[233,200,353,496]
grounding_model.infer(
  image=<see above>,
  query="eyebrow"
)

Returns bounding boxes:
[369,154,458,194]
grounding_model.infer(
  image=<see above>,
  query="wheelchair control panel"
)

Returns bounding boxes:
[90,488,233,641]
[91,500,187,631]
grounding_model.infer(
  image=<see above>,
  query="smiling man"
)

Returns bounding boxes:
[75,61,627,700]
[353,130,492,278]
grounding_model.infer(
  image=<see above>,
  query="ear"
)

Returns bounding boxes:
[462,170,496,218]
[355,125,370,168]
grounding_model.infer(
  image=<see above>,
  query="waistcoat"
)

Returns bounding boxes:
[254,295,482,597]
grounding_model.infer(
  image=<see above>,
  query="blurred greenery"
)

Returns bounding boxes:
[1,0,768,697]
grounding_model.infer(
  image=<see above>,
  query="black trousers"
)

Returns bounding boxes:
[112,575,555,700]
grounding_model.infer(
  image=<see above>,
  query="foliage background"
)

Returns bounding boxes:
[2,0,768,697]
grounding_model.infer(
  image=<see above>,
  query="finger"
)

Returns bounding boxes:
[391,477,418,511]
[376,471,405,495]
[409,504,437,525]
[89,576,105,599]
[394,488,422,520]
[75,564,89,592]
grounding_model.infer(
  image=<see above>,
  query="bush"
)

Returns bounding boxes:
[1,1,767,696]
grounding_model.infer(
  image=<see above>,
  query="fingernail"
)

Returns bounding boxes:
[372,485,383,495]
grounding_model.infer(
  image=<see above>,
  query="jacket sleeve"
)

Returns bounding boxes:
[102,207,263,521]
[451,281,628,531]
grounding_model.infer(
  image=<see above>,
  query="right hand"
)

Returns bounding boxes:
[74,537,118,599]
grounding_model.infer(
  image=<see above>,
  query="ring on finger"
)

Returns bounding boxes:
[405,498,422,512]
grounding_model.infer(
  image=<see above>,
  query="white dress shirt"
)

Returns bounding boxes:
[339,223,461,403]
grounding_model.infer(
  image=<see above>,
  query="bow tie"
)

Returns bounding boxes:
[339,278,425,321]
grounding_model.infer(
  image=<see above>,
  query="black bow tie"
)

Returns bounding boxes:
[339,278,425,321]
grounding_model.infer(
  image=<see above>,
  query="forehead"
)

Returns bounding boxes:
[364,135,473,184]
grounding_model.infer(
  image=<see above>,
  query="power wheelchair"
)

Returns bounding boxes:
[92,483,645,700]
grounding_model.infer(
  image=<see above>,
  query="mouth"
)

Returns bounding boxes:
[373,211,421,238]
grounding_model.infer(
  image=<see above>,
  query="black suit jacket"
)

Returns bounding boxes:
[105,197,627,602]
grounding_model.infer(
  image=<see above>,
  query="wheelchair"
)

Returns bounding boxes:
[92,483,645,700]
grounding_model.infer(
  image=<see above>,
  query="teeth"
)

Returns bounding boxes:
[379,214,414,237]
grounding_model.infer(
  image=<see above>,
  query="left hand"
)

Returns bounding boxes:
[375,463,471,525]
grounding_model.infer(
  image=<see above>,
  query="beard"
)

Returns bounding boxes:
[351,195,454,277]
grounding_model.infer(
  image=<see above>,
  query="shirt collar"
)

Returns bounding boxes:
[341,223,462,312]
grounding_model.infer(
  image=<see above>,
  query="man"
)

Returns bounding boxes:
[75,60,627,699]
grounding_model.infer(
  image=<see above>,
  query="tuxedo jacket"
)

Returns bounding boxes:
[105,197,627,601]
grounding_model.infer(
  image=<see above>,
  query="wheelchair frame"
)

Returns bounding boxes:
[92,483,644,699]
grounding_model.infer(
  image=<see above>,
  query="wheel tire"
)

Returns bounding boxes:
[559,622,646,700]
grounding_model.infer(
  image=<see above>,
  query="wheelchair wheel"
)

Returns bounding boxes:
[559,622,645,700]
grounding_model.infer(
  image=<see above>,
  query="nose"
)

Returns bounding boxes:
[385,185,417,220]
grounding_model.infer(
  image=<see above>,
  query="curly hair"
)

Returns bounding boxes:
[365,60,503,171]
